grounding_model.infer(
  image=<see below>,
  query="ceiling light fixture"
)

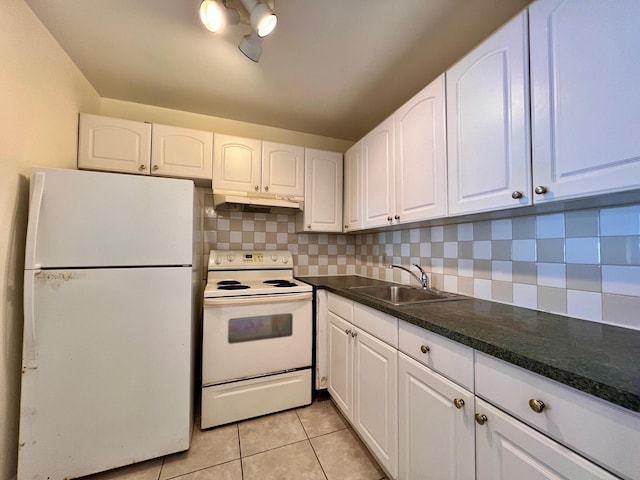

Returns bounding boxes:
[238,30,264,62]
[199,0,276,62]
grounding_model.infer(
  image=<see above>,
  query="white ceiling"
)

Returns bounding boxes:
[25,0,530,141]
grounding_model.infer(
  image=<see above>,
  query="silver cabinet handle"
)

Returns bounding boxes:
[394,215,400,220]
[475,413,488,425]
[345,328,351,335]
[534,186,548,195]
[420,345,430,354]
[387,216,393,222]
[453,398,465,409]
[529,399,546,413]
[511,191,523,199]
[351,331,357,338]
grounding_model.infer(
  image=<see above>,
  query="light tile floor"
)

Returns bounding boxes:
[79,398,387,480]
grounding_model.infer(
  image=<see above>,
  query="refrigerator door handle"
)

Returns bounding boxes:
[25,171,45,270]
[23,271,38,369]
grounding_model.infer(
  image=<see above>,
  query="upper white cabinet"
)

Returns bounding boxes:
[297,149,343,232]
[212,134,261,192]
[151,124,212,180]
[529,0,640,203]
[395,74,447,223]
[362,116,395,228]
[78,114,213,181]
[446,11,531,216]
[261,141,305,197]
[213,135,304,197]
[343,141,362,232]
[78,114,151,175]
[359,74,448,230]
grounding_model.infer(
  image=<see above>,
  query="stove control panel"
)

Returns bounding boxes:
[208,250,293,270]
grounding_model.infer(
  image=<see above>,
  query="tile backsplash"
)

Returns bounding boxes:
[201,189,640,331]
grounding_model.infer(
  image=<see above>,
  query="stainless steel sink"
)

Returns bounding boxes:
[348,285,466,306]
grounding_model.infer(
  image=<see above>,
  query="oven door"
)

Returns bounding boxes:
[202,292,312,385]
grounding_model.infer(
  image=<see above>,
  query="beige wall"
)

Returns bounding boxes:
[0,1,100,477]
[99,98,354,153]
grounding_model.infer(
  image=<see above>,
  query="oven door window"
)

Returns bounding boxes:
[228,314,293,343]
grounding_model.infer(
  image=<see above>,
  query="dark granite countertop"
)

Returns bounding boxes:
[297,275,640,413]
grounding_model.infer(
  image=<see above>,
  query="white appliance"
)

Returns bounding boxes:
[201,250,312,428]
[18,167,200,480]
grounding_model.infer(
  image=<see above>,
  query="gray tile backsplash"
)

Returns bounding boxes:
[200,188,640,331]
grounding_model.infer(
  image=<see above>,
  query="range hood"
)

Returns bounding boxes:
[213,190,304,214]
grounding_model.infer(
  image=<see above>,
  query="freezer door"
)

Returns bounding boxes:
[18,267,193,480]
[25,167,194,269]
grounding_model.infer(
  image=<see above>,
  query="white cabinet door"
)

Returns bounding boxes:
[262,142,305,196]
[327,311,353,421]
[363,116,395,228]
[298,149,343,232]
[530,0,640,203]
[395,74,447,223]
[353,328,398,479]
[343,141,362,232]
[475,398,619,480]
[213,134,261,192]
[398,353,474,480]
[78,113,151,175]
[151,124,213,180]
[447,11,531,216]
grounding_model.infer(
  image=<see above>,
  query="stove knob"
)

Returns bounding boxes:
[271,254,278,262]
[282,257,289,264]
[227,254,235,262]
[214,256,222,265]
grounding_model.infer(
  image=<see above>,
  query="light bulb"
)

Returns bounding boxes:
[199,0,223,33]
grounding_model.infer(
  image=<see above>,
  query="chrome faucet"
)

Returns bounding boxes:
[389,264,430,289]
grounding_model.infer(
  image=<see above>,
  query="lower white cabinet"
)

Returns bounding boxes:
[326,293,636,480]
[327,310,353,419]
[398,353,474,480]
[353,328,398,479]
[475,398,618,480]
[326,294,398,479]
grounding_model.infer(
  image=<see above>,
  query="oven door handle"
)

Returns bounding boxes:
[204,291,312,306]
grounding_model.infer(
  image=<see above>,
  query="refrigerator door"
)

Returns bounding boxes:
[25,167,194,269]
[18,267,193,480]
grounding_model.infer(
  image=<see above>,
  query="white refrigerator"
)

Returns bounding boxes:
[18,167,199,480]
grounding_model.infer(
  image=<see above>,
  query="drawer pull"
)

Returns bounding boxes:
[351,330,357,338]
[475,413,488,425]
[453,398,465,409]
[345,328,351,335]
[529,399,546,413]
[420,345,430,354]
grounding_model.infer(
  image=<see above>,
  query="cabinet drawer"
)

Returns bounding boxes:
[399,321,474,391]
[327,293,353,322]
[475,352,640,480]
[353,303,398,347]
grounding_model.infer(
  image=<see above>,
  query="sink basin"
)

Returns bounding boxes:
[348,285,466,306]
